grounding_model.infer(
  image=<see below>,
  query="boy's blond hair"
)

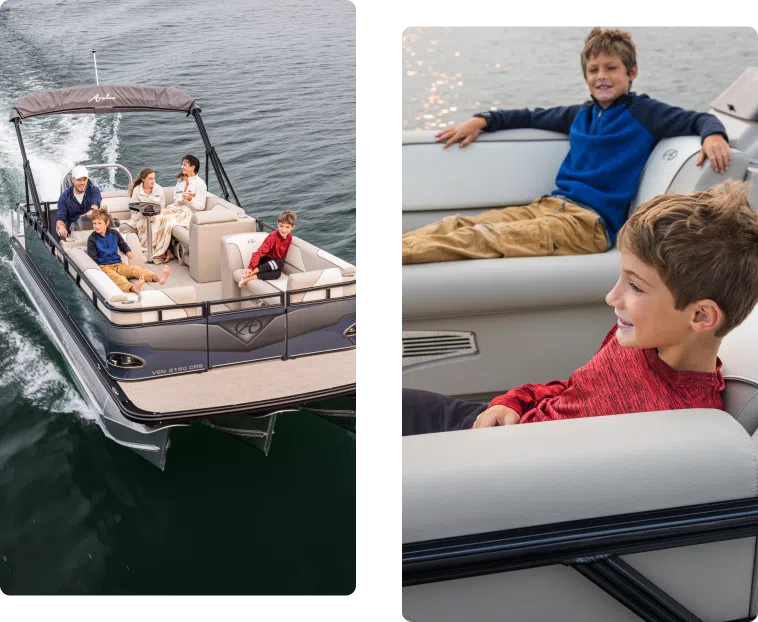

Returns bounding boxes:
[90,207,111,226]
[617,181,758,337]
[278,210,296,226]
[581,27,637,76]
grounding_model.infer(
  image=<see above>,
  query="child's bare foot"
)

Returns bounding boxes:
[157,266,171,285]
[132,276,145,295]
[238,274,257,288]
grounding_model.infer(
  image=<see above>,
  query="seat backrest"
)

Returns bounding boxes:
[219,232,356,303]
[629,136,749,216]
[163,185,175,206]
[717,305,758,435]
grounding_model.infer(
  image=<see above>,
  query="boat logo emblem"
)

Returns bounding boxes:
[662,149,678,161]
[87,93,117,103]
[234,318,263,336]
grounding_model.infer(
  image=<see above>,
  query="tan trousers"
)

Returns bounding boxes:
[101,263,157,292]
[402,196,609,265]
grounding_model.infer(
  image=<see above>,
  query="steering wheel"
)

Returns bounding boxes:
[129,201,161,215]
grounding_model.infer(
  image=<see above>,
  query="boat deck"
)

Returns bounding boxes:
[117,348,355,413]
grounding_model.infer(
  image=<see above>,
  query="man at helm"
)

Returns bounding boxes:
[55,165,102,239]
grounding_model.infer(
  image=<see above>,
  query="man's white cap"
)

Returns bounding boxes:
[71,165,88,179]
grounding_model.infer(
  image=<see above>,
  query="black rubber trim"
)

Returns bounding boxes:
[573,555,702,622]
[403,497,758,587]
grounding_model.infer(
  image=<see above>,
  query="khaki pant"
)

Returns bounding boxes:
[402,196,609,265]
[100,263,157,292]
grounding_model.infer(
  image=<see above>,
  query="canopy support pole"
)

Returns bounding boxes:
[14,119,45,228]
[192,110,241,206]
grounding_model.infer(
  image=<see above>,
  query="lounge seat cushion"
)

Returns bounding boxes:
[231,268,286,306]
[64,248,198,323]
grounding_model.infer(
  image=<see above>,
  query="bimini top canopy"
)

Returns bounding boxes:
[9,85,199,121]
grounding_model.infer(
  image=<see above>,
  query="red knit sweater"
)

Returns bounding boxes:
[489,324,725,424]
[248,231,292,271]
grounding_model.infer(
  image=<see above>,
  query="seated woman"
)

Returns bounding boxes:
[125,168,166,257]
[150,154,208,264]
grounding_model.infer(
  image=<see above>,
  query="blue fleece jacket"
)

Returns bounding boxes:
[87,228,130,265]
[56,181,102,229]
[482,93,728,243]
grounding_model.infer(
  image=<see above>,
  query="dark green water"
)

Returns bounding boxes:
[0,0,355,595]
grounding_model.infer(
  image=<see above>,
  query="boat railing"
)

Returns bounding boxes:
[21,209,355,326]
[60,164,133,192]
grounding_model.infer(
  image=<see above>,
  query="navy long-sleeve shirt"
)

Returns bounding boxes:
[56,181,102,229]
[481,93,728,243]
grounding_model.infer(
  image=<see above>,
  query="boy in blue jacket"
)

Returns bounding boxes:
[87,209,170,295]
[402,27,733,265]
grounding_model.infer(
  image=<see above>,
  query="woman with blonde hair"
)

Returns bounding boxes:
[124,168,166,256]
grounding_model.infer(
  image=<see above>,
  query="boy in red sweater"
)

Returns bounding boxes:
[238,210,296,288]
[403,181,758,435]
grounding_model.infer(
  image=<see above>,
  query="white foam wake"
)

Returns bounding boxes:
[0,304,96,421]
[0,108,98,196]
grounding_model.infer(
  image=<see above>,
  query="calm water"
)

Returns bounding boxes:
[403,27,758,130]
[0,0,355,595]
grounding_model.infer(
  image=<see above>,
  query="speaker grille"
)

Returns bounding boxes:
[402,331,477,367]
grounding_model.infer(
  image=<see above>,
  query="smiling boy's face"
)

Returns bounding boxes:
[277,221,293,238]
[605,250,695,350]
[584,52,637,107]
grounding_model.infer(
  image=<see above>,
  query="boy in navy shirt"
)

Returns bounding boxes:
[402,28,733,264]
[87,209,170,294]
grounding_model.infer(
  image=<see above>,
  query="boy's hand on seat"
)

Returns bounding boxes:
[472,405,520,428]
[435,117,487,149]
[126,251,133,259]
[697,134,731,174]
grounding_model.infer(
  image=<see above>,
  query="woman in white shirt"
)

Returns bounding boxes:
[125,168,166,257]
[150,154,208,263]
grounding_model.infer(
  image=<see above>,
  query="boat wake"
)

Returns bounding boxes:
[0,73,117,425]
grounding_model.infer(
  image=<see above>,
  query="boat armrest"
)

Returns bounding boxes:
[191,210,238,225]
[403,409,758,544]
[121,231,145,267]
[186,213,256,283]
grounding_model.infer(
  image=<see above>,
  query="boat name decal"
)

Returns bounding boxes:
[87,93,117,103]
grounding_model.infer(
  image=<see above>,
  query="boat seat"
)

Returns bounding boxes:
[60,230,144,267]
[116,189,255,282]
[718,305,758,435]
[170,204,256,283]
[100,192,133,224]
[220,231,356,308]
[64,247,198,325]
[403,135,752,321]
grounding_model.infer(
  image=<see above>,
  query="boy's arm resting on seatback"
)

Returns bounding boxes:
[630,96,732,173]
[487,105,583,135]
[436,104,583,148]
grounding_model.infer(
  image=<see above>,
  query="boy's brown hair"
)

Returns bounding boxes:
[278,210,296,226]
[90,208,111,226]
[617,181,758,337]
[581,27,637,76]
